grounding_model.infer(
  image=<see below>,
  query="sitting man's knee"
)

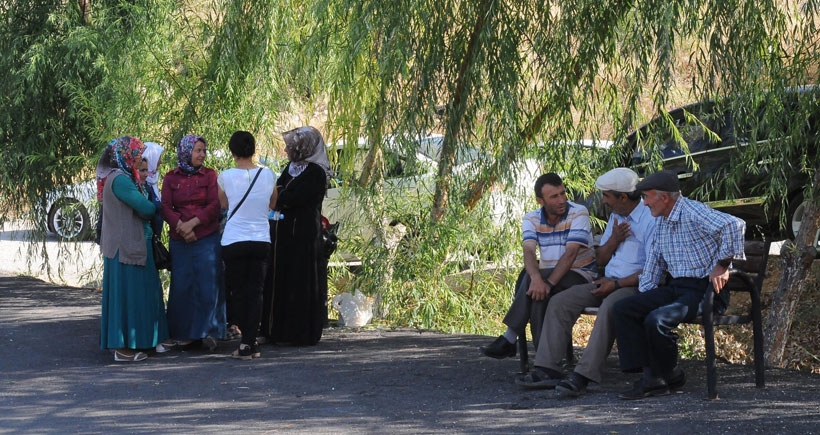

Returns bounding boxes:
[644,303,689,336]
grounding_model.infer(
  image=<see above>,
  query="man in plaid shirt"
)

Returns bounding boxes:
[612,170,746,400]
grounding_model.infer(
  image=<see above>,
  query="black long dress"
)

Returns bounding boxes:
[262,162,327,345]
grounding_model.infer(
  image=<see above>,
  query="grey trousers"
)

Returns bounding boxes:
[534,283,638,383]
[502,268,590,350]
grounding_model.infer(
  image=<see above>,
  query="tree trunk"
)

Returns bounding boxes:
[431,0,493,224]
[763,169,820,367]
[78,0,90,23]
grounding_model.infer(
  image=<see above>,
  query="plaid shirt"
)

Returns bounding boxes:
[639,196,746,292]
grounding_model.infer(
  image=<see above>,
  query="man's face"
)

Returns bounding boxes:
[537,183,568,217]
[191,140,207,167]
[601,190,625,215]
[641,189,671,217]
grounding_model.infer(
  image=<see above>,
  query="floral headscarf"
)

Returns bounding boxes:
[176,134,206,175]
[95,136,146,201]
[282,126,332,181]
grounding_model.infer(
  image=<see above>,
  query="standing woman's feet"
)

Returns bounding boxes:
[225,324,242,340]
[114,349,148,362]
[155,340,179,353]
[203,335,218,353]
[231,342,261,360]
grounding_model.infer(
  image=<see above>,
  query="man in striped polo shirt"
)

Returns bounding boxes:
[481,173,597,359]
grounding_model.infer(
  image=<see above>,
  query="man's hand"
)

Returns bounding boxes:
[610,218,631,243]
[526,278,551,301]
[709,264,730,293]
[590,278,615,297]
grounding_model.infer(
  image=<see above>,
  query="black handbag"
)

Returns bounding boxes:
[152,233,171,270]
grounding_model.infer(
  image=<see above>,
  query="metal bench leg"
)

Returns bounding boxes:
[703,290,718,400]
[751,286,765,388]
[518,333,529,374]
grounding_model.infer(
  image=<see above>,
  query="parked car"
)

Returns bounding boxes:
[43,180,98,241]
[620,86,820,245]
[323,134,541,262]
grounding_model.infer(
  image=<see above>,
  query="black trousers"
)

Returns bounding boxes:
[612,277,708,377]
[222,241,270,346]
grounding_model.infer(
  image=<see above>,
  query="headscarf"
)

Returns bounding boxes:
[142,141,165,199]
[282,126,332,181]
[176,134,206,175]
[95,136,146,201]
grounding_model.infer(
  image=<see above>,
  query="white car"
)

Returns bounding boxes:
[323,134,541,262]
[43,180,98,241]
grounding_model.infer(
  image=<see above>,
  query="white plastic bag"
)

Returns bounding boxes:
[332,289,373,327]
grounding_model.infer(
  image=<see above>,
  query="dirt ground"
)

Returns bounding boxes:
[2,273,820,434]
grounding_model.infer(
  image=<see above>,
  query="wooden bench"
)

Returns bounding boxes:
[517,240,770,399]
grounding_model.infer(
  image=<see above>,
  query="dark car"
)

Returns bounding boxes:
[621,86,819,245]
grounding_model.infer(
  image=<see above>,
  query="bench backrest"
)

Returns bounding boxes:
[724,240,770,296]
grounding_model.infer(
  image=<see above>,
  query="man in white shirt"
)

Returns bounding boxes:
[515,168,657,395]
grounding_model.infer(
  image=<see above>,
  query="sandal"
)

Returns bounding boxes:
[514,367,563,389]
[114,350,148,362]
[203,335,218,353]
[556,373,588,398]
[155,340,178,353]
[225,325,242,341]
[231,342,261,361]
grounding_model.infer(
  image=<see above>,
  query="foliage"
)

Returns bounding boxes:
[2,0,819,342]
[0,0,303,276]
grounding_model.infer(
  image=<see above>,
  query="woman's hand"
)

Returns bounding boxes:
[176,217,200,243]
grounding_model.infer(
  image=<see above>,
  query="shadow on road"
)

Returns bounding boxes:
[1,274,819,434]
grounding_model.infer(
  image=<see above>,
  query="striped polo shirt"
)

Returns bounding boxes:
[522,201,597,281]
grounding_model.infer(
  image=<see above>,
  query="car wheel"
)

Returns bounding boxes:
[786,193,820,249]
[48,198,90,241]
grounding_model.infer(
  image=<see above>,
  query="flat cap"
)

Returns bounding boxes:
[636,170,680,192]
[595,168,639,193]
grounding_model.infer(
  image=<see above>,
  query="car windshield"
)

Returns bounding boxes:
[630,104,731,165]
[331,134,483,184]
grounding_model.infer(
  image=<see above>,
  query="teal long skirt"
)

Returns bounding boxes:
[100,237,169,350]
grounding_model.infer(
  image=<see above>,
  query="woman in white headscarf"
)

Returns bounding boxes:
[141,143,164,195]
[262,126,330,346]
[141,142,165,235]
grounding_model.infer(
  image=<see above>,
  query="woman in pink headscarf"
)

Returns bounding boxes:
[98,136,169,362]
[160,135,225,352]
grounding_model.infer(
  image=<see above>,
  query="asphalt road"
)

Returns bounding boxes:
[2,274,819,434]
[0,220,102,288]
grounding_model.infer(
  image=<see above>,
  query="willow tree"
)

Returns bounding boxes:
[2,0,818,360]
[307,0,819,361]
[0,0,311,279]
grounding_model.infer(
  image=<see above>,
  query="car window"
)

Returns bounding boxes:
[331,145,430,185]
[631,104,730,165]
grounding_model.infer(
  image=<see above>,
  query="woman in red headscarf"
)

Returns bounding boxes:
[99,136,169,362]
